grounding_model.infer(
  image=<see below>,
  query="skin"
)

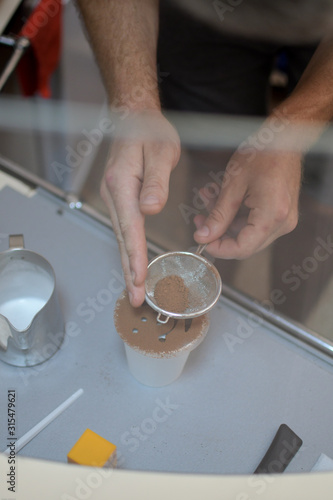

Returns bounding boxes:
[99,110,180,306]
[76,0,333,307]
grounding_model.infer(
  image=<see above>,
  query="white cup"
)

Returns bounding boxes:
[121,316,210,387]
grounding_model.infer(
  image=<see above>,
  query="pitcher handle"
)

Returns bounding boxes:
[9,234,24,249]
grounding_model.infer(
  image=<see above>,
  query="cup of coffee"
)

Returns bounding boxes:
[114,290,210,387]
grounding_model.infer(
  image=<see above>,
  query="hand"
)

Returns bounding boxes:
[193,127,303,259]
[101,109,181,306]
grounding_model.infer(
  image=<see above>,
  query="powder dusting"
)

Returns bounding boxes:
[114,290,209,356]
[154,275,189,313]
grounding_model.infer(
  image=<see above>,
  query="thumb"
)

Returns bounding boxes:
[194,190,244,243]
[140,168,170,215]
[140,144,178,215]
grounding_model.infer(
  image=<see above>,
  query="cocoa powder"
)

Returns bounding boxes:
[114,290,209,356]
[154,275,189,313]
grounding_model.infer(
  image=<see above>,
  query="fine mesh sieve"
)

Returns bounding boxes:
[145,246,222,323]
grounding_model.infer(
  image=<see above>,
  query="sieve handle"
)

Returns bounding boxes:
[196,244,207,255]
[157,313,170,324]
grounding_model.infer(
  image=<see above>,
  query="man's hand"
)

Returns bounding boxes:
[193,34,333,260]
[101,110,180,306]
[193,123,303,259]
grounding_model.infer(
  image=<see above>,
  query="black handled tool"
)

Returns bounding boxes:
[254,423,303,474]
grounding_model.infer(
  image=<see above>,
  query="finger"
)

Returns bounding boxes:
[193,182,238,231]
[206,203,295,259]
[101,179,146,306]
[102,169,147,307]
[195,183,220,213]
[193,214,206,231]
[109,176,147,288]
[206,224,267,259]
[228,180,299,256]
[140,139,180,215]
[193,214,229,255]
[100,178,131,279]
[193,182,246,244]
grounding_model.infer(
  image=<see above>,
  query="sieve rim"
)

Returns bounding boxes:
[145,251,222,320]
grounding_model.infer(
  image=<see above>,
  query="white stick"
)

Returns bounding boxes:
[4,388,84,455]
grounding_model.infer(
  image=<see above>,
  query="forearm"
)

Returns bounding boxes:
[273,36,333,149]
[76,0,160,110]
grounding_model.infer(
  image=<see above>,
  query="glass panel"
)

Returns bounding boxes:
[1,0,333,344]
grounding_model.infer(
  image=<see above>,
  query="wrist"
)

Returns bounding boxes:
[107,70,161,113]
[276,93,332,126]
[109,90,161,113]
[107,56,161,113]
[267,99,328,154]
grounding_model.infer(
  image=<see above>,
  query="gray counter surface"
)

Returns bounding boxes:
[1,185,333,475]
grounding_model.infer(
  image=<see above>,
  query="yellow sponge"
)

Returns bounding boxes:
[67,429,117,467]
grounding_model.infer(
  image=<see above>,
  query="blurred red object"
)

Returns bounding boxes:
[17,0,62,98]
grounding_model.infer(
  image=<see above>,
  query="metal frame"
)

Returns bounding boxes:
[0,35,30,92]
